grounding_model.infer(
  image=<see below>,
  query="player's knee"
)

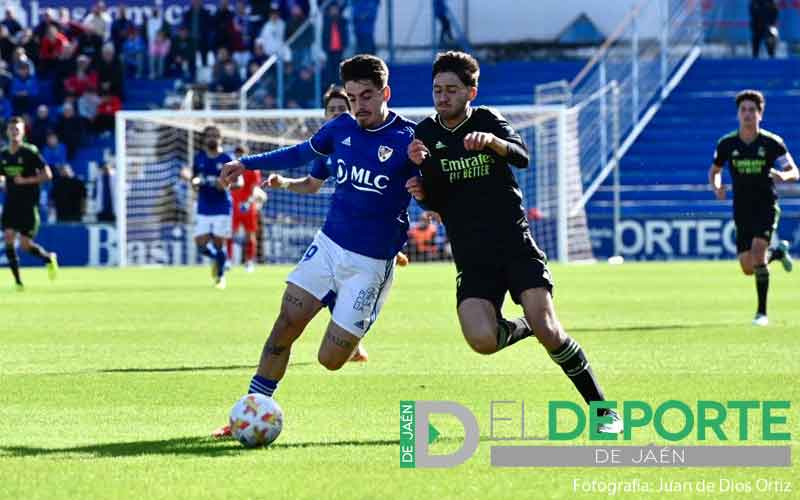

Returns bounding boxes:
[532,317,564,349]
[272,311,306,340]
[463,328,497,355]
[317,350,347,371]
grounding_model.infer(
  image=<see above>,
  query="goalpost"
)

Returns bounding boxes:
[114,105,599,267]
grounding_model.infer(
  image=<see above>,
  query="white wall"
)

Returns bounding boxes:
[374,0,663,46]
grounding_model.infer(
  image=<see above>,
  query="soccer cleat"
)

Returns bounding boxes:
[395,252,409,267]
[15,283,24,292]
[214,276,227,290]
[776,240,793,272]
[47,252,58,281]
[245,261,255,273]
[597,408,624,435]
[349,344,369,363]
[212,424,232,439]
[752,314,769,327]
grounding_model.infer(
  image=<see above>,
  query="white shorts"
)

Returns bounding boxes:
[194,214,232,239]
[287,231,395,338]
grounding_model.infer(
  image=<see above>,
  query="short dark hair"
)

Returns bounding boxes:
[432,51,480,88]
[323,85,350,110]
[339,54,389,89]
[7,116,24,127]
[736,89,765,112]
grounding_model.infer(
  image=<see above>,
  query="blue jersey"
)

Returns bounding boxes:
[193,150,234,215]
[241,112,418,259]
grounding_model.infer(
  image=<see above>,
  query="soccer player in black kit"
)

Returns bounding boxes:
[406,51,622,433]
[709,90,798,327]
[0,116,58,290]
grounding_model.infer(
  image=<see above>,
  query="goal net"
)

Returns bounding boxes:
[114,105,591,266]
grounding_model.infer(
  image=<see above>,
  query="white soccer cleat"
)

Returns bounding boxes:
[597,409,624,435]
[214,276,227,290]
[752,314,769,327]
[245,261,255,273]
[776,240,793,272]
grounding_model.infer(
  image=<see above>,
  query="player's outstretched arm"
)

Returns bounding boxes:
[463,132,529,167]
[708,164,725,200]
[264,173,324,194]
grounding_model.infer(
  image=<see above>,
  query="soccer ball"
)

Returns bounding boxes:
[229,394,284,448]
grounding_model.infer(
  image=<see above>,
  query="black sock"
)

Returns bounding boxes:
[26,243,51,263]
[549,337,606,405]
[496,317,533,350]
[754,264,769,315]
[198,244,216,259]
[768,247,784,264]
[5,244,22,285]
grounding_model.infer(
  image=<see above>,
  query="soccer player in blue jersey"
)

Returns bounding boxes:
[212,55,419,436]
[179,125,238,289]
[263,84,410,363]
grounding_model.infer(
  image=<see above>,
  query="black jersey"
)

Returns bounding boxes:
[713,129,789,209]
[415,106,531,264]
[0,143,47,210]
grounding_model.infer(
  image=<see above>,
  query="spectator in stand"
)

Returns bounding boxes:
[51,164,87,222]
[16,31,39,70]
[96,162,116,222]
[352,0,379,55]
[434,0,455,45]
[9,63,38,114]
[83,1,112,42]
[250,40,268,67]
[0,87,11,125]
[287,65,314,108]
[64,54,99,97]
[257,4,287,62]
[54,102,84,160]
[149,30,171,79]
[34,9,59,40]
[750,0,780,59]
[78,87,100,131]
[97,43,125,99]
[0,25,14,64]
[10,47,33,77]
[37,24,69,78]
[322,2,348,87]
[287,4,313,67]
[212,60,242,93]
[0,60,11,93]
[145,7,164,51]
[122,27,145,78]
[231,0,254,75]
[183,0,212,75]
[42,131,67,169]
[167,26,193,80]
[1,8,22,38]
[212,47,233,82]
[214,0,235,52]
[407,217,442,262]
[110,4,133,54]
[96,91,121,134]
[30,105,52,149]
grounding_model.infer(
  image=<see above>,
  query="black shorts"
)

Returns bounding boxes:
[455,231,553,313]
[734,203,779,253]
[1,205,39,238]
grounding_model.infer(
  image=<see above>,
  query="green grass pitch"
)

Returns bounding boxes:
[1,261,797,499]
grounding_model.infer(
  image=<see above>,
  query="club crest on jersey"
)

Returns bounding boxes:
[378,145,393,162]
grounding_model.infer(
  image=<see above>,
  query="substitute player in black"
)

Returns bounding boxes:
[406,51,621,433]
[0,116,58,290]
[709,90,798,326]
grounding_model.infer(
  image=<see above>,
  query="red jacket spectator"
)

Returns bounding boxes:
[39,25,69,61]
[64,55,99,96]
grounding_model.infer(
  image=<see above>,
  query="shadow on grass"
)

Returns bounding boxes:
[98,362,315,374]
[570,322,736,333]
[0,436,408,458]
